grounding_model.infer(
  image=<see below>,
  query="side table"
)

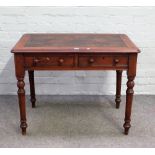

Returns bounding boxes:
[11,33,140,135]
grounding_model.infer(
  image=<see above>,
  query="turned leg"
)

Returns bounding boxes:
[28,71,36,108]
[115,70,122,109]
[17,77,27,135]
[123,75,135,135]
[15,54,27,135]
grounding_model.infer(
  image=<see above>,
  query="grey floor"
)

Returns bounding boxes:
[0,95,154,148]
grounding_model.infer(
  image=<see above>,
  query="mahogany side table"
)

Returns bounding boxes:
[11,33,140,135]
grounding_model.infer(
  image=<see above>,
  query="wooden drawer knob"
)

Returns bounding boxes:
[34,58,40,64]
[89,58,95,63]
[59,58,64,64]
[114,59,119,64]
[46,57,50,61]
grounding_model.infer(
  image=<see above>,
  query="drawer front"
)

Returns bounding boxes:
[24,54,75,68]
[78,54,128,68]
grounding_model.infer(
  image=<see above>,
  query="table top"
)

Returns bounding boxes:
[11,33,140,53]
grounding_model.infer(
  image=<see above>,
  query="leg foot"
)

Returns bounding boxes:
[31,98,36,108]
[123,121,131,135]
[20,121,27,135]
[115,97,121,109]
[124,128,129,135]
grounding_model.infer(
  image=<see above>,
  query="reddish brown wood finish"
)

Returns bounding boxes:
[115,70,123,109]
[12,33,140,135]
[78,54,128,68]
[14,54,27,135]
[28,71,36,108]
[123,53,137,135]
[11,34,140,53]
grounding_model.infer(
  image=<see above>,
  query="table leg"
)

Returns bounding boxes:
[15,54,27,135]
[115,70,122,109]
[28,71,36,108]
[17,77,27,135]
[123,75,135,135]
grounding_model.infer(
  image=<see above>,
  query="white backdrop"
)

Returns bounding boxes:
[0,7,154,95]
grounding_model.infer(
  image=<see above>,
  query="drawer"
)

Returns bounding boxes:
[78,54,128,68]
[24,54,75,68]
